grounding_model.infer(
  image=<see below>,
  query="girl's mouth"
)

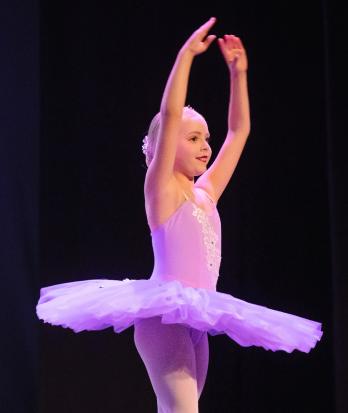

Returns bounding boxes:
[196,156,208,163]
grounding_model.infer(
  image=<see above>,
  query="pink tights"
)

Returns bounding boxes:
[134,316,209,413]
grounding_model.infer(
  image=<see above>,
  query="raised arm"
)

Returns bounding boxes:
[146,18,216,193]
[196,34,250,202]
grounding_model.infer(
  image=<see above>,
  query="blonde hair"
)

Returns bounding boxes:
[142,106,203,167]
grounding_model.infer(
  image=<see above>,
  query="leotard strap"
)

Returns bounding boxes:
[182,188,216,206]
[195,187,216,205]
[182,191,190,201]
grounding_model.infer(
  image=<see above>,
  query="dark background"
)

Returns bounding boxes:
[1,1,347,412]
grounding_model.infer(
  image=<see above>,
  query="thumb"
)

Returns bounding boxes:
[204,34,216,48]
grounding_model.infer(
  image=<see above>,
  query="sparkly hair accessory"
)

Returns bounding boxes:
[142,135,149,155]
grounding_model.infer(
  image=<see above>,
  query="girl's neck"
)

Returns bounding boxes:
[173,171,195,194]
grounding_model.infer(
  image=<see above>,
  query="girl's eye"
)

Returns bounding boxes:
[190,136,198,141]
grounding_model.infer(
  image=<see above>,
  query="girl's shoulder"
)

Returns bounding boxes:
[144,177,184,232]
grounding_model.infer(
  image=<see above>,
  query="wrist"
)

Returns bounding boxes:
[229,68,248,79]
[178,46,195,61]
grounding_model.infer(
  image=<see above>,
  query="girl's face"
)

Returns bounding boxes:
[175,114,212,177]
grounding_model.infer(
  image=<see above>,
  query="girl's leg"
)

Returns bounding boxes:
[191,330,209,398]
[134,317,199,413]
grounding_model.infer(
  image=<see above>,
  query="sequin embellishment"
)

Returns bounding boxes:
[192,204,221,281]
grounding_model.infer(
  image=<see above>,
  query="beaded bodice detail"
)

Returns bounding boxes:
[150,188,221,291]
[191,203,220,279]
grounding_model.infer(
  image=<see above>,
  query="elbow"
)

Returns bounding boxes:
[228,125,250,141]
[228,117,251,139]
[241,123,251,138]
[160,107,183,120]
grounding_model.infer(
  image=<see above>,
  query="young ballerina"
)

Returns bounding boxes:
[37,17,323,413]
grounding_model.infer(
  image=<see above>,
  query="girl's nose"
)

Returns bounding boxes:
[202,141,211,151]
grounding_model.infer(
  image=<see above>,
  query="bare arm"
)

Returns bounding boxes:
[196,35,250,202]
[146,18,216,194]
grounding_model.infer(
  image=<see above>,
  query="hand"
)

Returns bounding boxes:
[218,35,248,73]
[181,17,217,56]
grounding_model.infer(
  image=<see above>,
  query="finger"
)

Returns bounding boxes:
[237,37,245,49]
[217,38,226,53]
[218,38,232,57]
[229,35,238,49]
[224,35,234,49]
[204,34,217,48]
[233,35,245,50]
[198,17,216,35]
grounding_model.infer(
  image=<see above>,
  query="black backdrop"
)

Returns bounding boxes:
[1,1,347,412]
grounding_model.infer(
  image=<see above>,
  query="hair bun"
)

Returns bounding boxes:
[142,135,149,156]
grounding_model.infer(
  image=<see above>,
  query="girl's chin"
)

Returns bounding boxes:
[176,163,207,177]
[194,166,207,176]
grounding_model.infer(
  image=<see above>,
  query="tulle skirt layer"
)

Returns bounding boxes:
[36,278,323,353]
